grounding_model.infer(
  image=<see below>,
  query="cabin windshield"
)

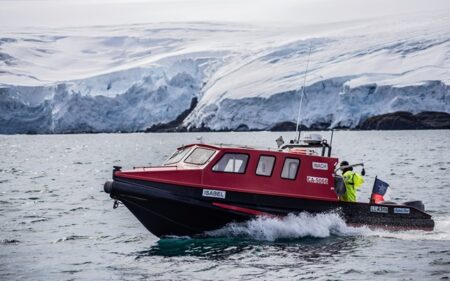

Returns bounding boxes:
[184,147,216,165]
[164,147,192,165]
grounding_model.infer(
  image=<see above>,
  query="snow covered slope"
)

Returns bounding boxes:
[0,11,449,133]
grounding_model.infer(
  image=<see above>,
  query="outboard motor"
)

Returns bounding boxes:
[403,200,425,212]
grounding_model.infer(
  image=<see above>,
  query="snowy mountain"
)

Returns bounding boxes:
[0,11,449,134]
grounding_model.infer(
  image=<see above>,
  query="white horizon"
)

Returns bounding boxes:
[1,0,449,29]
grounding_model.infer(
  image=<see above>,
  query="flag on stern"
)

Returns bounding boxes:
[371,177,389,204]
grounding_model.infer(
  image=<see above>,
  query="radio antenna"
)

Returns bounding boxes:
[295,41,312,144]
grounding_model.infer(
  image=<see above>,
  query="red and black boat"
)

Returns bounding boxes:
[104,134,434,237]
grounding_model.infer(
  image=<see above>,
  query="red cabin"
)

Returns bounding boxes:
[115,142,339,201]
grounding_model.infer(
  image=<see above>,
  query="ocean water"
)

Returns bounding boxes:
[1,130,449,281]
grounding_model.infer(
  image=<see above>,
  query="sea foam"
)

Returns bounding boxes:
[206,212,364,241]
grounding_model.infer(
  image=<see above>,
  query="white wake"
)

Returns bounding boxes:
[206,212,365,241]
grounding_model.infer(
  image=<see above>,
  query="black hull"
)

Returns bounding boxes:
[104,178,434,237]
[120,195,251,237]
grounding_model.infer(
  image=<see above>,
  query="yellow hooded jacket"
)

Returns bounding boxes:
[340,170,364,202]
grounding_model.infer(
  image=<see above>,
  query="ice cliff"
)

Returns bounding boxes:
[0,12,449,134]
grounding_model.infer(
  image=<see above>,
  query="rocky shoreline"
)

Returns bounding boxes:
[143,111,450,133]
[358,111,450,130]
[9,110,450,135]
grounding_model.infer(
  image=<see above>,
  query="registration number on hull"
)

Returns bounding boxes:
[202,189,226,199]
[307,176,329,185]
[370,206,388,213]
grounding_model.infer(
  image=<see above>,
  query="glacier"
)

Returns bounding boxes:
[0,64,206,133]
[0,11,449,134]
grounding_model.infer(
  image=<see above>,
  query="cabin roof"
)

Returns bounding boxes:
[179,143,263,150]
[178,143,337,160]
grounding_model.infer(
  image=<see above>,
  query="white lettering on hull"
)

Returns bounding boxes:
[370,206,388,213]
[312,162,328,170]
[202,189,226,199]
[307,176,329,185]
[394,207,410,214]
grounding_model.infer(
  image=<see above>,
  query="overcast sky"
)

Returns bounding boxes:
[1,0,449,28]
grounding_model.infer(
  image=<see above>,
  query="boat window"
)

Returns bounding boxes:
[184,147,216,165]
[281,158,300,180]
[212,153,249,173]
[256,155,276,177]
[164,147,192,165]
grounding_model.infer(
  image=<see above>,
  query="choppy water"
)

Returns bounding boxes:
[1,131,449,281]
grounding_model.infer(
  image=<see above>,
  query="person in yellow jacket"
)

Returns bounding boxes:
[339,161,364,202]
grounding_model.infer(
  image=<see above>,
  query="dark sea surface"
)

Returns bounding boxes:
[1,130,449,281]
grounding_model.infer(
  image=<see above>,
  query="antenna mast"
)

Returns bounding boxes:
[295,42,312,144]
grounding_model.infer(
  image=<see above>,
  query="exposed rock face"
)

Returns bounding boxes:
[145,97,198,132]
[180,111,450,132]
[270,122,310,132]
[416,112,450,129]
[270,122,298,131]
[358,111,450,130]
